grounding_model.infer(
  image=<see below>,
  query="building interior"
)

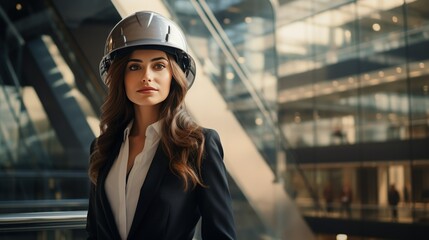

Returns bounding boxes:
[0,0,428,239]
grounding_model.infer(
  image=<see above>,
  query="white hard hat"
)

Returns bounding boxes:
[99,11,196,88]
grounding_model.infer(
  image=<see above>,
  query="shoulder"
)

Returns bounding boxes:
[199,129,227,183]
[202,128,222,151]
[202,128,220,140]
[201,128,224,161]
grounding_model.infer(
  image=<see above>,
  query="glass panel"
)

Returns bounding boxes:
[356,0,410,143]
[278,1,360,148]
[277,0,429,228]
[0,2,98,215]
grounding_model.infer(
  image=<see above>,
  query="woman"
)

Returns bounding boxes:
[86,11,236,240]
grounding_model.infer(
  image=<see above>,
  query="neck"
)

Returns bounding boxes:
[131,105,160,137]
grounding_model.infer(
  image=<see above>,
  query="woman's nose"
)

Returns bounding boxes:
[139,70,152,84]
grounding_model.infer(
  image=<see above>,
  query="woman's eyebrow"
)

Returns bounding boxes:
[127,57,168,63]
[150,56,168,62]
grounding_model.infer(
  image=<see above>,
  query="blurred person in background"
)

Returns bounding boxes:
[340,184,352,217]
[388,184,400,221]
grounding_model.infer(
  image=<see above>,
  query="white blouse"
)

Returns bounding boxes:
[105,120,162,239]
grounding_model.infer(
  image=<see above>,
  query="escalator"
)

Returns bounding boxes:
[0,2,100,210]
[26,35,93,167]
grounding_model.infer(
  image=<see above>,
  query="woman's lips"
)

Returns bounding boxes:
[137,87,158,93]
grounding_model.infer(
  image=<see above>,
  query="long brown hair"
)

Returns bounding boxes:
[89,51,205,190]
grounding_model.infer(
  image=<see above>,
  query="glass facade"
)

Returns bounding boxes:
[0,0,428,239]
[278,0,429,226]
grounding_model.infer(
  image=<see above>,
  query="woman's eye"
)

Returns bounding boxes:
[154,63,166,70]
[128,64,141,71]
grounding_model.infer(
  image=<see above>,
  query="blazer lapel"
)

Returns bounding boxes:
[97,142,122,239]
[127,145,169,239]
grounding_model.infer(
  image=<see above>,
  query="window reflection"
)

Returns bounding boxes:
[278,0,429,229]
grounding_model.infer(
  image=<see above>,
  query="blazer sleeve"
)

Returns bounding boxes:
[86,138,97,239]
[198,129,237,240]
[86,182,97,239]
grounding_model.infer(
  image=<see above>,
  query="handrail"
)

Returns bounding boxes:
[0,199,88,210]
[0,211,87,232]
[0,170,88,178]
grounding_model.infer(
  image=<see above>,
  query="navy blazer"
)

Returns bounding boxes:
[86,129,236,240]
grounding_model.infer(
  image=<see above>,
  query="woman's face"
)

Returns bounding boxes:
[124,49,172,108]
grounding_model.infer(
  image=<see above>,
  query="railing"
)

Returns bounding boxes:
[298,201,429,223]
[0,199,88,212]
[1,202,427,233]
[0,211,86,232]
